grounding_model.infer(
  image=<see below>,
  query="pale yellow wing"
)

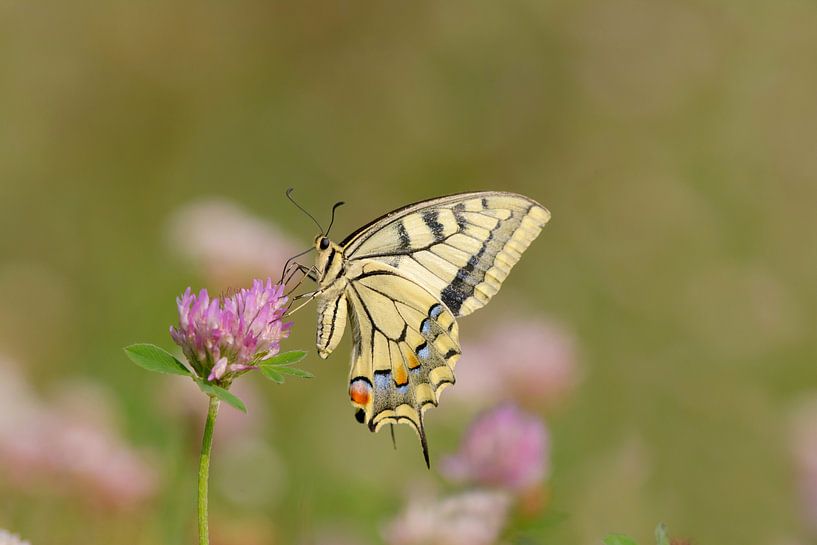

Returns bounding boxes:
[343,259,461,466]
[340,191,549,317]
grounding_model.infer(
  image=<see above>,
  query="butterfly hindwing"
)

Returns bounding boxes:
[341,192,550,317]
[343,260,461,464]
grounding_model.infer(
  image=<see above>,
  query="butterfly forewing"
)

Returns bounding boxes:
[342,192,550,316]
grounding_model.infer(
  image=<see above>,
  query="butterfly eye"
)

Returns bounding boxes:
[319,237,330,250]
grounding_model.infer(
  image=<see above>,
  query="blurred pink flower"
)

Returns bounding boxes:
[789,396,817,533]
[170,278,291,382]
[441,404,549,493]
[0,530,30,545]
[166,198,299,286]
[0,359,158,509]
[383,490,511,545]
[452,317,579,410]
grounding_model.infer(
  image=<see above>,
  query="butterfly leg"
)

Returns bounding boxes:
[282,262,306,286]
[286,290,321,315]
[284,263,318,296]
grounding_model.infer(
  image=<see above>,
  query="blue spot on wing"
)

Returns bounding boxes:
[420,318,432,335]
[429,304,443,319]
[374,372,391,392]
[417,343,430,360]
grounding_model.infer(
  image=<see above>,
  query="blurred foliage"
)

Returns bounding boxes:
[603,523,670,545]
[1,1,817,544]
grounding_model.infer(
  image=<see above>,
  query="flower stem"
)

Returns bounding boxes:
[198,395,220,545]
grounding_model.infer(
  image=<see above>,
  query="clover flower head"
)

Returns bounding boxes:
[441,403,549,492]
[169,278,291,382]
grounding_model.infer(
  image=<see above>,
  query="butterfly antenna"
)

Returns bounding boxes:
[389,424,397,450]
[286,188,324,233]
[325,201,345,237]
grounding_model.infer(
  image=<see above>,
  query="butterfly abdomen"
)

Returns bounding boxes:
[316,289,348,359]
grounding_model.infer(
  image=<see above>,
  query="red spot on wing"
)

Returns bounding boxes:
[349,379,371,406]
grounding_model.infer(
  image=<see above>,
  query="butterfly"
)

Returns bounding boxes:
[287,191,550,466]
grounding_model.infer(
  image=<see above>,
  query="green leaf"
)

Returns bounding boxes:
[603,535,639,545]
[260,367,285,383]
[655,524,669,545]
[276,367,314,379]
[198,382,247,413]
[124,344,190,376]
[261,350,307,366]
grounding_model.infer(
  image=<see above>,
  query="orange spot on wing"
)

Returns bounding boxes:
[349,380,371,406]
[394,364,408,386]
[406,352,420,369]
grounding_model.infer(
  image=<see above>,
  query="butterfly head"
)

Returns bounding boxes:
[314,235,345,286]
[284,189,347,283]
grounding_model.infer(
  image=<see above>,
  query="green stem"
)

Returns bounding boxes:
[198,395,220,545]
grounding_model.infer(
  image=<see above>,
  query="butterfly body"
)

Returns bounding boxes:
[308,191,550,464]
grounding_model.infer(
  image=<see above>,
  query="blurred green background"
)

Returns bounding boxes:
[2,1,817,544]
